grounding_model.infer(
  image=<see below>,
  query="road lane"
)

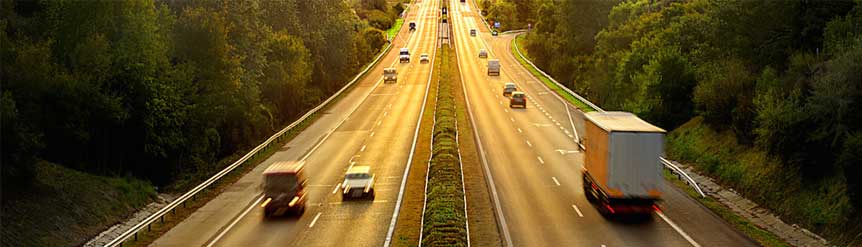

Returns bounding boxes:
[151,0,439,246]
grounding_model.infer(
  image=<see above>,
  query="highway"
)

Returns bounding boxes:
[450,0,758,246]
[150,0,439,246]
[150,0,760,246]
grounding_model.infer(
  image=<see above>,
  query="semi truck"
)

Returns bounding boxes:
[260,161,307,217]
[582,112,665,216]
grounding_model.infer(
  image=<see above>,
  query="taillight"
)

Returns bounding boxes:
[652,204,661,213]
[605,205,615,214]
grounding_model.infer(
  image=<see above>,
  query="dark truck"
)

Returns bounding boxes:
[260,161,307,217]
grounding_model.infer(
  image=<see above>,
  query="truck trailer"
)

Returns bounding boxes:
[582,112,665,216]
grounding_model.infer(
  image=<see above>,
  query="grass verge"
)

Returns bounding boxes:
[387,18,405,40]
[510,34,595,112]
[1,161,156,247]
[663,170,788,247]
[667,117,860,246]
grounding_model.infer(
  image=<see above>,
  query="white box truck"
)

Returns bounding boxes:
[487,59,500,76]
[582,111,665,216]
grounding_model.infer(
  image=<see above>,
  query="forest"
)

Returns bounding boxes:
[0,0,408,191]
[483,0,861,244]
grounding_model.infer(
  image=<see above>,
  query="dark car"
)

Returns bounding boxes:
[491,30,498,36]
[409,22,416,31]
[503,82,516,97]
[510,92,527,108]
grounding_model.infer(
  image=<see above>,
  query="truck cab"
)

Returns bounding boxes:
[383,67,397,83]
[399,48,410,63]
[261,161,307,217]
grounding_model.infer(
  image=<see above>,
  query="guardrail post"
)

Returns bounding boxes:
[134,232,138,241]
[161,215,165,223]
[148,224,151,231]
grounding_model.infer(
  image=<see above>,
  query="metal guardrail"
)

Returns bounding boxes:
[510,33,706,198]
[106,42,394,247]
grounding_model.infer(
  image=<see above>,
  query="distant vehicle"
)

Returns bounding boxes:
[384,67,397,83]
[409,22,416,31]
[510,91,526,108]
[461,0,465,2]
[470,29,477,36]
[582,112,665,216]
[399,48,410,63]
[503,82,516,97]
[442,7,447,15]
[491,30,498,36]
[419,53,430,63]
[342,166,375,200]
[487,59,500,76]
[261,161,307,217]
[478,49,488,58]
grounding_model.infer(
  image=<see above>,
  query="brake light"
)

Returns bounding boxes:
[605,205,615,214]
[652,204,661,213]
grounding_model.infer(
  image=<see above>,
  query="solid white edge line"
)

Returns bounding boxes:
[656,211,702,247]
[384,0,438,245]
[454,12,513,246]
[308,212,323,228]
[571,204,584,217]
[205,195,264,247]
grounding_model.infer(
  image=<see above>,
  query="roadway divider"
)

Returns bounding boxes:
[509,33,705,198]
[419,45,470,247]
[106,38,395,247]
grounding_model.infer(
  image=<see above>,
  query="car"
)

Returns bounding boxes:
[399,48,410,63]
[470,29,477,36]
[261,161,307,217]
[419,53,430,63]
[342,166,375,200]
[478,49,488,58]
[503,82,516,97]
[491,30,498,36]
[409,22,417,31]
[383,67,397,83]
[510,91,527,108]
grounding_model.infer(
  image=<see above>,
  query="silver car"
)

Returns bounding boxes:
[341,166,375,200]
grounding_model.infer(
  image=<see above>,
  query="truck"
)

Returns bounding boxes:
[383,67,397,83]
[260,161,307,217]
[582,112,665,216]
[487,59,500,76]
[399,48,410,63]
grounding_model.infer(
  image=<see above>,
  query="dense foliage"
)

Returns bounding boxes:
[422,47,468,247]
[0,0,391,190]
[489,0,862,243]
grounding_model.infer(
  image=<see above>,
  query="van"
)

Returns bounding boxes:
[384,67,397,83]
[487,59,500,76]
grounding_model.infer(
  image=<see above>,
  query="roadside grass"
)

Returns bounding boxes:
[663,170,788,247]
[1,161,156,247]
[667,117,859,246]
[387,18,405,40]
[391,42,439,247]
[510,34,595,112]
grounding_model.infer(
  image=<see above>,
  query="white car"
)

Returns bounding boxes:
[420,53,430,63]
[342,166,375,200]
[478,49,488,58]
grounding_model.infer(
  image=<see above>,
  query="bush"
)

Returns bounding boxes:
[367,9,395,31]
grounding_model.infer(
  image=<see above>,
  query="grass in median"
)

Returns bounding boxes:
[391,48,440,247]
[510,35,595,112]
[663,170,788,247]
